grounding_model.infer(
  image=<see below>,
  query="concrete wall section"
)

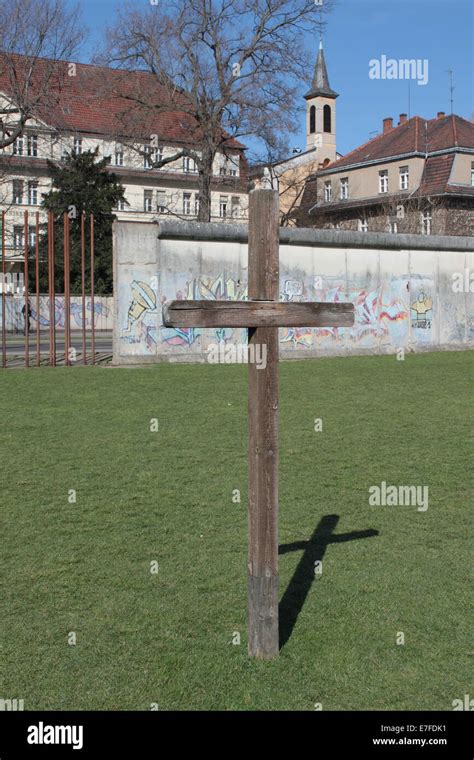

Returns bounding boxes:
[1,295,113,332]
[113,220,474,364]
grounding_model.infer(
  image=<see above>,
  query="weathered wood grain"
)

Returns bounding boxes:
[247,189,280,659]
[163,299,355,328]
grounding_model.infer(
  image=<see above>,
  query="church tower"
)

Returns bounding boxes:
[304,39,338,163]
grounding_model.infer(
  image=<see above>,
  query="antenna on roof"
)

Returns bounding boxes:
[447,69,455,114]
[408,82,411,120]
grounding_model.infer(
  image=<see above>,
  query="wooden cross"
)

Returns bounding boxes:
[163,188,354,659]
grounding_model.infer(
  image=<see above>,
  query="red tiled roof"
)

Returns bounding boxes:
[416,154,455,195]
[322,114,474,171]
[0,53,245,150]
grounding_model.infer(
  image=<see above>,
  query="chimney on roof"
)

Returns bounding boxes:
[398,113,407,125]
[383,117,393,133]
[437,111,446,120]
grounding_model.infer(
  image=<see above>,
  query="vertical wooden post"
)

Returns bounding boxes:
[247,188,280,659]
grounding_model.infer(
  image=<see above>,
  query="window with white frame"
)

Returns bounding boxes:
[157,191,167,213]
[144,145,160,169]
[28,181,38,205]
[421,210,432,235]
[73,137,82,154]
[12,136,24,155]
[231,196,241,218]
[358,218,368,232]
[28,226,37,248]
[194,194,200,216]
[144,190,153,212]
[114,145,124,166]
[220,157,238,176]
[339,177,349,200]
[12,179,23,204]
[379,170,388,193]
[399,165,409,190]
[13,226,24,249]
[387,218,397,234]
[219,195,228,218]
[471,161,474,187]
[116,198,126,211]
[183,156,197,173]
[27,134,38,157]
[183,192,192,215]
[324,181,332,202]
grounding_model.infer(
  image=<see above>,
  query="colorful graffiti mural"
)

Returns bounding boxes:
[119,271,414,354]
[1,295,112,332]
[411,291,433,329]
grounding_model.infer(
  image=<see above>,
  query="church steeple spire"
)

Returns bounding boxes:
[304,37,338,160]
[304,38,339,101]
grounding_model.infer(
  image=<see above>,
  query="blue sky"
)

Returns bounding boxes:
[76,0,473,159]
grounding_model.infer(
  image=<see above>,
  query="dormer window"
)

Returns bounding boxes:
[379,170,388,193]
[339,177,348,200]
[183,156,197,173]
[114,145,124,166]
[399,166,409,190]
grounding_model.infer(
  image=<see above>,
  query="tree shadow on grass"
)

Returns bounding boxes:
[279,514,378,650]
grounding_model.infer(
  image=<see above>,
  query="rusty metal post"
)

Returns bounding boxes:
[90,213,95,365]
[2,211,7,367]
[35,212,40,366]
[1,210,6,368]
[48,212,56,367]
[63,213,71,366]
[81,213,86,364]
[24,210,29,368]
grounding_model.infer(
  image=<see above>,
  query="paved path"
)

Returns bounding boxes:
[1,331,112,367]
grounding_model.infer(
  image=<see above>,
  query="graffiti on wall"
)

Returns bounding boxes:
[161,273,247,349]
[411,291,433,329]
[120,280,158,350]
[118,271,443,356]
[1,295,112,331]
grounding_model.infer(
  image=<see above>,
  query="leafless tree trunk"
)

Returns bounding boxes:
[100,0,334,222]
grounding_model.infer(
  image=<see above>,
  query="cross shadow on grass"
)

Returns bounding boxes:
[279,514,379,650]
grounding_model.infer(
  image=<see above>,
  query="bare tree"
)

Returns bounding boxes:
[0,0,85,150]
[100,0,334,222]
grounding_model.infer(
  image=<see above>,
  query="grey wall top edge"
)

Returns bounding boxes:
[115,219,474,252]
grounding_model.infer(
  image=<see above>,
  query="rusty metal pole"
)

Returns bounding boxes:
[24,210,29,368]
[48,213,53,365]
[81,213,86,364]
[1,210,6,368]
[63,212,71,366]
[48,212,56,366]
[35,212,40,366]
[90,213,95,365]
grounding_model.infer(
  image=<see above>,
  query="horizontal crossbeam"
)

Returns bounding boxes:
[163,300,355,329]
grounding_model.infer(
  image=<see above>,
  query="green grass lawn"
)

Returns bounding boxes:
[0,351,472,711]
